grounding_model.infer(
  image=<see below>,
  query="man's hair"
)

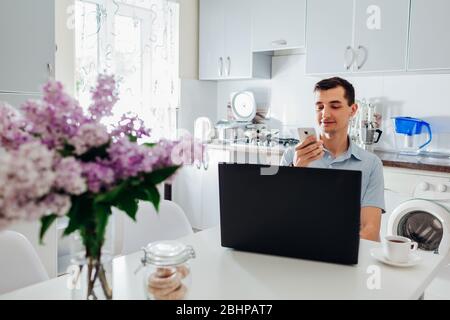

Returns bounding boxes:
[314,77,355,106]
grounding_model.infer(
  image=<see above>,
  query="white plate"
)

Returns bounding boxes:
[370,247,422,267]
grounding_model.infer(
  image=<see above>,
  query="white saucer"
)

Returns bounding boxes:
[370,247,422,267]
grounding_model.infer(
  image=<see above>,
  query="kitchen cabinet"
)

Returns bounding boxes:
[173,148,231,230]
[0,0,55,93]
[199,0,271,80]
[408,0,450,71]
[306,0,354,75]
[353,0,409,73]
[306,0,410,74]
[0,93,40,108]
[252,0,306,52]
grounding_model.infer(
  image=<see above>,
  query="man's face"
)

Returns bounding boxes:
[315,86,357,136]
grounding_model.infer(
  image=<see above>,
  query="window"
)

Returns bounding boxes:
[75,0,179,140]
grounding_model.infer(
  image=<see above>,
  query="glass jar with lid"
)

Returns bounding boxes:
[141,240,195,300]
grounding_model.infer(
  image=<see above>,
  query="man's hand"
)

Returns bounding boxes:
[360,207,382,242]
[293,136,324,167]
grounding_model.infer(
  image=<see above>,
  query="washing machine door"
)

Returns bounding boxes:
[387,199,450,255]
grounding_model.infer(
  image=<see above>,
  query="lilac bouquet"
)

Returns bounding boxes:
[0,75,201,299]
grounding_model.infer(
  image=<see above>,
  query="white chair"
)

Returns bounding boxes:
[114,200,194,256]
[0,230,49,295]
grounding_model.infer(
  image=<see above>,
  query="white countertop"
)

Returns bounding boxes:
[1,227,447,300]
[207,142,287,155]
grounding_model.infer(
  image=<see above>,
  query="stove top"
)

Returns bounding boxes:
[276,138,299,147]
[244,137,299,147]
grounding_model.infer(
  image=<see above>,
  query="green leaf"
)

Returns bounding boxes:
[129,178,143,187]
[147,185,161,211]
[144,166,180,185]
[39,214,57,245]
[94,182,127,204]
[63,195,92,237]
[94,204,111,244]
[143,142,156,148]
[63,218,81,237]
[78,142,110,162]
[133,188,153,201]
[116,192,139,221]
[128,135,138,143]
[59,143,75,157]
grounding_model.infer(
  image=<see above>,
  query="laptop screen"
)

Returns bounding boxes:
[218,163,362,265]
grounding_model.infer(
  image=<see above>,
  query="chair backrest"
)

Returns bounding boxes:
[114,200,194,256]
[0,230,49,295]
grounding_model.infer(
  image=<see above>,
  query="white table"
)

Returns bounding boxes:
[1,227,448,300]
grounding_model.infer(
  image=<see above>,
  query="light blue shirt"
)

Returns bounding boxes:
[280,139,385,212]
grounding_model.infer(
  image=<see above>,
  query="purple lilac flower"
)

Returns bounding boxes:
[88,74,119,120]
[22,91,86,150]
[42,80,86,126]
[42,194,71,217]
[69,122,110,155]
[0,141,57,228]
[111,112,151,140]
[107,138,149,179]
[54,157,87,195]
[82,162,115,193]
[169,134,204,167]
[4,141,56,199]
[0,73,191,230]
[0,103,31,149]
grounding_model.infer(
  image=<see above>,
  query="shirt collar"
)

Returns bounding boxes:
[348,139,362,161]
[323,138,362,161]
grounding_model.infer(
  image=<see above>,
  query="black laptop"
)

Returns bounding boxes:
[218,163,362,265]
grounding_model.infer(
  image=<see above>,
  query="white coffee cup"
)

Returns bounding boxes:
[382,235,418,263]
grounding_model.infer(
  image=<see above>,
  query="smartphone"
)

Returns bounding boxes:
[297,127,317,146]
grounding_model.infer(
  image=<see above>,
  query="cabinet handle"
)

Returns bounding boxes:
[226,56,231,76]
[47,63,54,78]
[202,150,209,170]
[271,39,288,46]
[218,57,224,77]
[344,46,356,70]
[356,45,368,70]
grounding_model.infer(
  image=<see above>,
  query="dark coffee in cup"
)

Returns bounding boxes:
[389,239,407,243]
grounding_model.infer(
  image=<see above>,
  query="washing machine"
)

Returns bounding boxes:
[383,166,450,299]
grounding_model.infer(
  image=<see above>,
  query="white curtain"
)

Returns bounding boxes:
[75,0,179,140]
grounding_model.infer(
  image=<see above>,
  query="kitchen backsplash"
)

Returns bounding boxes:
[216,54,450,153]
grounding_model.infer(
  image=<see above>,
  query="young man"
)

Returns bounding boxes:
[281,77,385,242]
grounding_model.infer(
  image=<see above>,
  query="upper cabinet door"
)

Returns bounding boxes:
[199,0,225,80]
[306,0,354,75]
[0,0,55,93]
[252,0,306,52]
[408,0,450,71]
[353,0,410,73]
[223,0,252,79]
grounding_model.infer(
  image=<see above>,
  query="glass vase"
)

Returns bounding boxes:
[66,231,114,300]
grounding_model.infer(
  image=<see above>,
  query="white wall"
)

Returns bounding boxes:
[217,54,450,152]
[179,79,217,134]
[55,0,75,95]
[178,0,217,135]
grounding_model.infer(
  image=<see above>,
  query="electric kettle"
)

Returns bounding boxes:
[393,117,432,154]
[194,117,214,143]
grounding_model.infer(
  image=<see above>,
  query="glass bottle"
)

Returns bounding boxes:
[141,240,195,300]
